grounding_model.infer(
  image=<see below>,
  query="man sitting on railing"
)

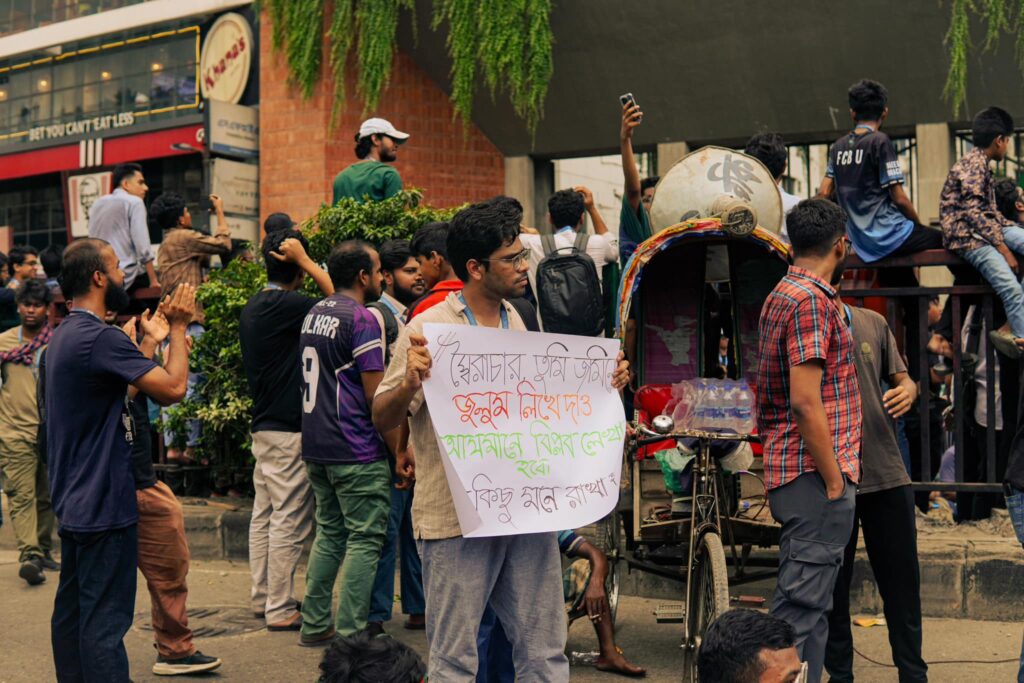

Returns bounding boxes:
[940,107,1024,359]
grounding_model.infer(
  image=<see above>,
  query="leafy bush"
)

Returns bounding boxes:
[163,190,461,484]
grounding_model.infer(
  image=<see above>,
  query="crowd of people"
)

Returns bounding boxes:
[0,78,1022,683]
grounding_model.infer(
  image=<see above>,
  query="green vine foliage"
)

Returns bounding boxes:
[264,0,553,132]
[162,191,459,482]
[945,0,1024,117]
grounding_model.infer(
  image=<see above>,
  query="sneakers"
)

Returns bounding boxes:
[40,552,60,571]
[18,556,45,586]
[365,621,385,638]
[152,651,222,676]
[298,628,336,648]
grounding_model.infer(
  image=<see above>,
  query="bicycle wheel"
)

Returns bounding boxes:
[599,510,623,626]
[681,532,730,682]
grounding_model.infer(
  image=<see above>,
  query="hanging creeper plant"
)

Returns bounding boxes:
[944,0,1024,116]
[264,0,553,132]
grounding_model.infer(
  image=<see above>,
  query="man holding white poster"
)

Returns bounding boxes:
[374,196,630,682]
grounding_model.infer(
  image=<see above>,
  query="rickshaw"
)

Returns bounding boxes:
[604,147,792,681]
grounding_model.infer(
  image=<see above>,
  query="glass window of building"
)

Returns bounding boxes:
[0,27,199,151]
[0,0,148,37]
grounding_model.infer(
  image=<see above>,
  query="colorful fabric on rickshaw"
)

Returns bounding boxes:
[615,219,789,336]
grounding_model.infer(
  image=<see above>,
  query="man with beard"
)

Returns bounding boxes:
[333,118,409,204]
[755,199,861,683]
[298,241,394,645]
[367,239,426,636]
[373,196,631,680]
[0,280,56,586]
[45,238,195,682]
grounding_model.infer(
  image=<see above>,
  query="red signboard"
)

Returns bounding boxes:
[0,124,206,182]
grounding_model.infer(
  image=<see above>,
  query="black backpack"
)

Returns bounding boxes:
[536,231,605,336]
[367,301,399,364]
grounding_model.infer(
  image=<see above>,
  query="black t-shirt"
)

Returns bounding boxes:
[239,288,319,433]
[130,394,158,490]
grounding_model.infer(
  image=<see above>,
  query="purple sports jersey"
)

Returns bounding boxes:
[299,293,387,464]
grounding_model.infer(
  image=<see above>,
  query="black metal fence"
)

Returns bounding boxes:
[844,249,1005,494]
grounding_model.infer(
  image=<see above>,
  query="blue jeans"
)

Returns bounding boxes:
[368,485,425,622]
[960,243,1024,337]
[476,605,515,683]
[51,525,138,682]
[161,323,204,448]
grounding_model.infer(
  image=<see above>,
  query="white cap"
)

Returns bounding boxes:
[358,118,409,142]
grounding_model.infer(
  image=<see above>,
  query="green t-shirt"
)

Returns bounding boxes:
[618,196,652,263]
[332,160,403,204]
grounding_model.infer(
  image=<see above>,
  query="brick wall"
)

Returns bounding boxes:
[259,16,505,227]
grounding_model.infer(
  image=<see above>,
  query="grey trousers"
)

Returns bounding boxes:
[418,533,570,682]
[769,471,856,683]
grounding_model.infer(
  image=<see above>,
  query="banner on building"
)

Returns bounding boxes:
[67,171,112,238]
[421,323,625,537]
[211,158,258,215]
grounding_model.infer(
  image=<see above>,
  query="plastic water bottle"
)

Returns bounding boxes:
[706,380,726,430]
[721,380,738,432]
[734,381,754,435]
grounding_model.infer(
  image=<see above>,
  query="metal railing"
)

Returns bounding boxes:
[844,250,1003,493]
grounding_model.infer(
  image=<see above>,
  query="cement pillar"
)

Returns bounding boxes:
[915,123,953,226]
[657,141,690,176]
[915,123,955,288]
[504,156,533,222]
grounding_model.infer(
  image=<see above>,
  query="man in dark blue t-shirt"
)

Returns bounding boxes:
[818,79,943,262]
[46,238,195,682]
[298,240,394,645]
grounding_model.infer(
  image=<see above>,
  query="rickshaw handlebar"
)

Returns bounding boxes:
[634,423,760,445]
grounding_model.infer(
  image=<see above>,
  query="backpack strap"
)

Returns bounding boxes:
[541,232,558,257]
[573,231,590,254]
[366,301,399,363]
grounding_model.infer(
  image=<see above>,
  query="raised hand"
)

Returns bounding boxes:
[620,102,643,140]
[139,307,170,344]
[162,284,196,328]
[269,237,309,264]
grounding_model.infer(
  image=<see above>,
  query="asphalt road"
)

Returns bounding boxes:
[0,550,1020,682]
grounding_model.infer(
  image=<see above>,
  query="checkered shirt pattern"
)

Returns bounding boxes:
[755,267,862,490]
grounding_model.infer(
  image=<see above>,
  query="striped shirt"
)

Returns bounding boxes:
[755,266,862,489]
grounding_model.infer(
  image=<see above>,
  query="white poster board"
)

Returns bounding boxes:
[421,323,625,537]
[211,158,259,215]
[67,171,112,238]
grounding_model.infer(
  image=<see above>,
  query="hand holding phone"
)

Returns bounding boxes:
[620,93,643,140]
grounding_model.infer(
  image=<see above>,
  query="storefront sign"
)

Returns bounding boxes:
[67,171,113,238]
[200,13,253,104]
[211,158,258,215]
[29,113,135,143]
[206,101,258,158]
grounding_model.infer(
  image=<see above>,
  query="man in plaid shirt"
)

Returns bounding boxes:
[756,198,862,683]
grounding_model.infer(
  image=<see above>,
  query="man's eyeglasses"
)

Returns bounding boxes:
[479,248,531,267]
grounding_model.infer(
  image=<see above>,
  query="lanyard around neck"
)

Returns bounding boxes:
[458,291,508,329]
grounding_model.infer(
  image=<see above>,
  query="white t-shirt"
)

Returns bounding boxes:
[521,228,618,294]
[779,186,801,244]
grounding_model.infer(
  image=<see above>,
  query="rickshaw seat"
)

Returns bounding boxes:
[634,384,675,459]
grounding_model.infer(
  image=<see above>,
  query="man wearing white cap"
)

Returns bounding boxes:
[333,118,410,204]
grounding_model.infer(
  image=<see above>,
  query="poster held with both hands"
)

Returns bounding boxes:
[421,323,626,537]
